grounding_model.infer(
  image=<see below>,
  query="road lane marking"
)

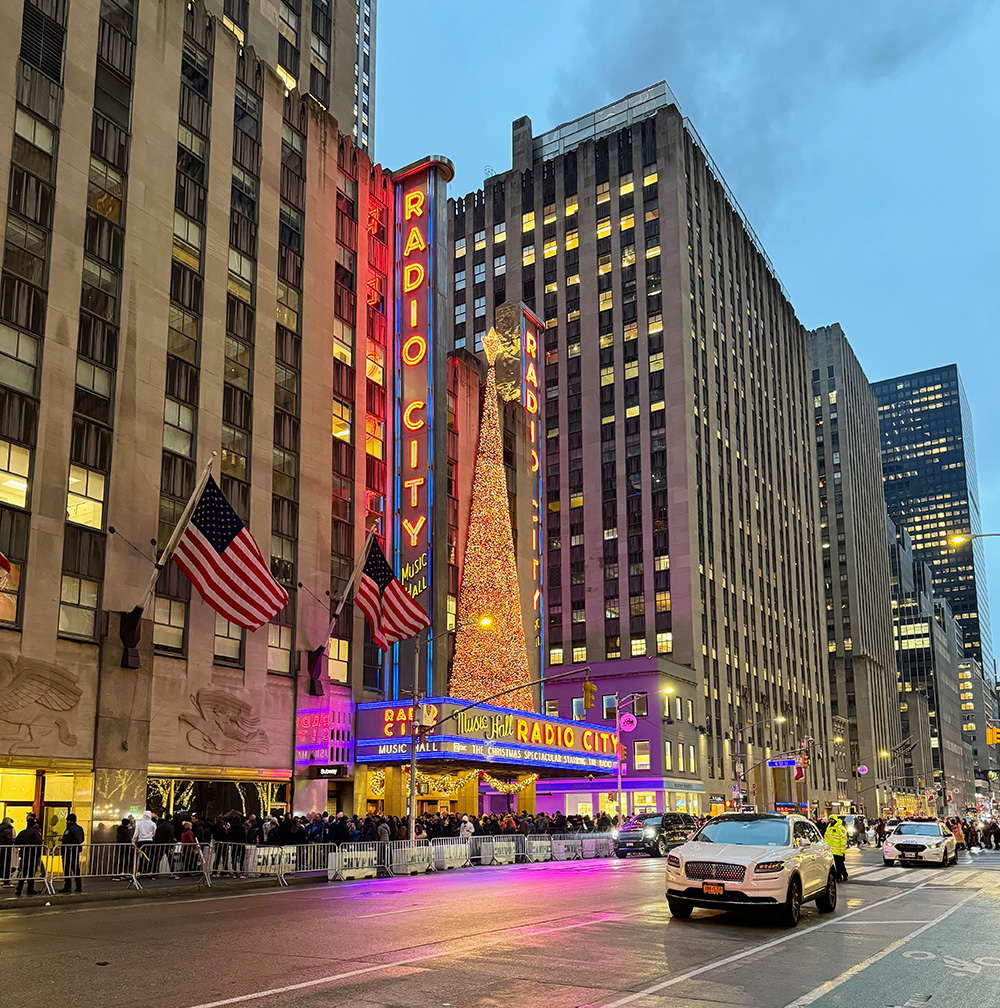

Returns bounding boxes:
[181,950,452,1008]
[780,889,980,1007]
[356,904,444,917]
[591,881,943,1008]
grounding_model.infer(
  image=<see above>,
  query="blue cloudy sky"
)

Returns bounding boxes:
[375,0,1000,649]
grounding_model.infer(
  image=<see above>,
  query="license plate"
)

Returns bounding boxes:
[899,851,913,857]
[703,882,724,895]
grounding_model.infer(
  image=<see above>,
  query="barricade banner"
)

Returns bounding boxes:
[551,834,584,860]
[48,843,141,891]
[387,840,434,876]
[492,836,519,865]
[330,842,380,881]
[430,837,470,871]
[582,835,613,859]
[525,836,553,862]
[242,844,294,884]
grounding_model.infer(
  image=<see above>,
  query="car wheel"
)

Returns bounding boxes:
[654,837,668,857]
[883,858,894,866]
[614,850,628,858]
[815,871,837,914]
[667,898,692,918]
[777,877,802,928]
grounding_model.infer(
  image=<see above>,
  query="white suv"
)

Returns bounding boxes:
[665,813,837,927]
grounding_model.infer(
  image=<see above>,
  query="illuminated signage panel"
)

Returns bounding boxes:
[355,698,618,774]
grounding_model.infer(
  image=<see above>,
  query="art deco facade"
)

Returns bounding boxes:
[873,364,992,673]
[449,84,832,811]
[807,324,900,813]
[0,0,388,838]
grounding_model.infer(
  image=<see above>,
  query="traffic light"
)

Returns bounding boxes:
[987,725,1000,746]
[583,679,596,710]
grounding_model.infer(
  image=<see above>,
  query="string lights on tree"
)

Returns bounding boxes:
[450,330,535,712]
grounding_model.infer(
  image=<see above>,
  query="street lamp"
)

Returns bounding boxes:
[950,533,1000,545]
[407,615,492,840]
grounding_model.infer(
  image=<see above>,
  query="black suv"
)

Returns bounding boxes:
[613,812,696,858]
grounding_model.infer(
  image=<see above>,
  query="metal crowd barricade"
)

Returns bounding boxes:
[47,843,140,891]
[582,834,613,859]
[551,833,584,860]
[329,841,380,881]
[469,834,521,866]
[241,843,294,884]
[468,835,493,866]
[283,842,336,881]
[133,841,211,887]
[525,835,553,862]
[5,844,54,895]
[430,837,470,871]
[386,839,434,876]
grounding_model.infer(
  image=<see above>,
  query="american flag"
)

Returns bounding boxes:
[0,549,10,589]
[355,539,429,649]
[172,477,289,630]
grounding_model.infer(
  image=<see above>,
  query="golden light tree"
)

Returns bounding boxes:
[449,330,535,712]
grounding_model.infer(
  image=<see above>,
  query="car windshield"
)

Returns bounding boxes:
[893,823,941,836]
[622,814,661,828]
[694,818,791,846]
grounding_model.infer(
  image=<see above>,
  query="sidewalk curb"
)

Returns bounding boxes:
[0,874,324,909]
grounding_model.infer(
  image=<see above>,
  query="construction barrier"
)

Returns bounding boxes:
[386,840,435,876]
[431,837,470,871]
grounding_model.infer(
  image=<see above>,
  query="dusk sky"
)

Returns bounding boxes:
[376,0,1000,643]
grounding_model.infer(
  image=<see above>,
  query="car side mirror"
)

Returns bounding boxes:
[797,837,810,849]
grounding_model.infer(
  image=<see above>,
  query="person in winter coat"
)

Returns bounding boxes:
[824,816,849,881]
[227,814,247,877]
[950,819,966,850]
[0,816,14,886]
[376,818,391,843]
[14,819,44,896]
[180,822,200,873]
[152,815,177,877]
[115,818,134,879]
[132,811,156,876]
[59,813,85,893]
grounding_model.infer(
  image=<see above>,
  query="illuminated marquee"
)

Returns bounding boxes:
[521,308,543,646]
[355,698,618,775]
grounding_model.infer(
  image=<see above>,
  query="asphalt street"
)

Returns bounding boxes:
[2,846,999,1007]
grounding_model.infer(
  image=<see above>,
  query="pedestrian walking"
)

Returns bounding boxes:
[825,815,849,881]
[0,816,14,887]
[14,818,44,896]
[58,812,85,893]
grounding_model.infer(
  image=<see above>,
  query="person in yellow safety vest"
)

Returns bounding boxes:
[825,815,849,881]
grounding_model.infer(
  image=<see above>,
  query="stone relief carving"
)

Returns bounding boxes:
[0,655,83,755]
[180,689,269,755]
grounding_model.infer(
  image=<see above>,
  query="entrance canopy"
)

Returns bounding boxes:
[355,698,618,777]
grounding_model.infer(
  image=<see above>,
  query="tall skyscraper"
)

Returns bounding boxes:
[808,324,900,813]
[213,0,375,151]
[449,84,832,810]
[873,365,992,674]
[0,0,388,833]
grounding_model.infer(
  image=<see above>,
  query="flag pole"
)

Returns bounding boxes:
[319,524,378,649]
[137,454,216,611]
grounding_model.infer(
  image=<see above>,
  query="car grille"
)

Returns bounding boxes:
[895,843,927,853]
[685,861,746,882]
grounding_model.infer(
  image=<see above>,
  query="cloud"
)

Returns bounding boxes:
[548,0,988,218]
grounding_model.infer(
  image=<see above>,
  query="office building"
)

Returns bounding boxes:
[449,84,832,812]
[873,365,992,673]
[807,324,900,814]
[0,0,389,836]
[958,658,999,802]
[889,522,974,812]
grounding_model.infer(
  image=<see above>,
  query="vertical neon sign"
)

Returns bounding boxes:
[522,308,544,662]
[392,157,454,698]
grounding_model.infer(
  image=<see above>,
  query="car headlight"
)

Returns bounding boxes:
[667,854,680,867]
[643,828,655,839]
[926,840,942,847]
[611,829,619,839]
[754,860,786,873]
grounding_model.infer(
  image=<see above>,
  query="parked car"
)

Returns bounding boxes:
[613,812,695,858]
[665,812,837,927]
[883,821,956,866]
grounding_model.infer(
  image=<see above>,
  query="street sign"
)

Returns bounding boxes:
[767,758,798,768]
[857,765,869,776]
[619,713,637,732]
